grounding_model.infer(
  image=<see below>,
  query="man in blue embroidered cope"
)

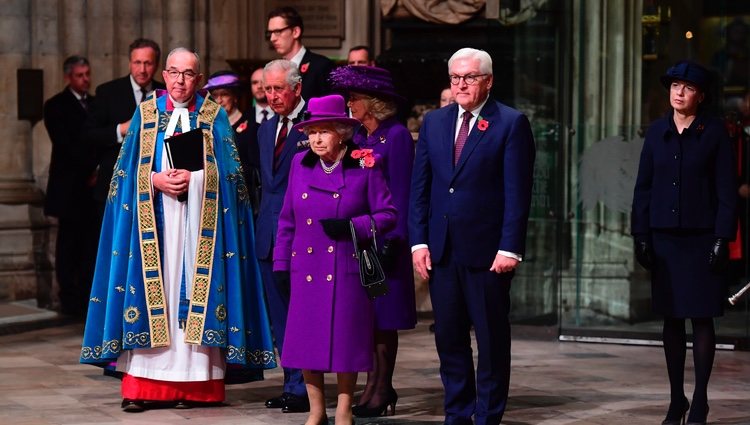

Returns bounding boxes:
[80,47,276,412]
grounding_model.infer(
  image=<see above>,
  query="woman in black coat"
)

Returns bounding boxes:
[632,61,737,425]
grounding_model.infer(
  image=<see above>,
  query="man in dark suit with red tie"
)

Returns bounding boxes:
[409,48,536,425]
[43,55,98,317]
[84,38,165,221]
[255,59,310,414]
[266,6,334,101]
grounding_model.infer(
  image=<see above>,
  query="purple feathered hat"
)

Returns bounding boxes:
[328,65,405,103]
[203,71,243,91]
[292,94,360,132]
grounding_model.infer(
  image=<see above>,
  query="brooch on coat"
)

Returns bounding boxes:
[297,139,310,149]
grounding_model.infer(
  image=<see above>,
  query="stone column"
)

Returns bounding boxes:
[0,1,53,305]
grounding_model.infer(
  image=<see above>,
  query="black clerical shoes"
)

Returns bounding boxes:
[121,399,145,413]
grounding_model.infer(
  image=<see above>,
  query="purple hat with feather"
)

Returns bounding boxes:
[328,65,405,103]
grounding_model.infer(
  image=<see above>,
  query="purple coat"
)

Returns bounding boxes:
[273,142,397,372]
[353,118,417,330]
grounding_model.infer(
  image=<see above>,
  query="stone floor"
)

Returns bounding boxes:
[1,321,750,425]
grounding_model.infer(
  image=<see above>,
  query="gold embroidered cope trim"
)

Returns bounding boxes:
[135,96,221,348]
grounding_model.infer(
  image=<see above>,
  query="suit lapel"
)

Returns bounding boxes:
[453,100,498,176]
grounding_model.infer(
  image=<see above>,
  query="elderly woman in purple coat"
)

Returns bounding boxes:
[329,65,417,418]
[273,94,397,425]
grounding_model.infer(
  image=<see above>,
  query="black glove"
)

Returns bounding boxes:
[708,237,729,273]
[634,235,653,270]
[273,271,291,301]
[320,218,351,240]
[379,238,400,272]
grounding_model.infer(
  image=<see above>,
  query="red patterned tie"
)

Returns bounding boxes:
[454,111,472,166]
[273,117,289,171]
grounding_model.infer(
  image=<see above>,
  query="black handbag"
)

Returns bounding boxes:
[350,218,388,299]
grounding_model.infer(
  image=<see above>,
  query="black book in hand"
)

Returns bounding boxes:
[165,129,204,202]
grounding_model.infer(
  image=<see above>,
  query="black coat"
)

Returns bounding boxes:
[43,88,96,218]
[84,75,165,202]
[299,49,335,101]
[632,112,738,317]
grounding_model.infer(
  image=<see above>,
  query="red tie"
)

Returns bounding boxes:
[274,117,289,171]
[454,111,472,166]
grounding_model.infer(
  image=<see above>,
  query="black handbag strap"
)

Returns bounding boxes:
[350,217,378,257]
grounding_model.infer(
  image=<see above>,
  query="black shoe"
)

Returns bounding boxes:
[174,401,193,409]
[662,396,689,425]
[282,393,310,413]
[266,392,290,409]
[121,399,145,413]
[686,403,709,425]
[352,388,397,417]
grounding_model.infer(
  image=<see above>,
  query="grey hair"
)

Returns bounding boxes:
[303,121,355,141]
[264,59,302,89]
[63,55,89,75]
[166,47,201,72]
[448,48,493,75]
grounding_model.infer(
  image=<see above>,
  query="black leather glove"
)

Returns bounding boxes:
[634,235,653,270]
[273,271,291,301]
[379,238,400,272]
[320,218,351,240]
[708,237,729,273]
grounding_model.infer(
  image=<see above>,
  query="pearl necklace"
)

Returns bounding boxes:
[320,147,347,174]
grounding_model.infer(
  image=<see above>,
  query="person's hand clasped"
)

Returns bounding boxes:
[152,169,190,197]
[490,254,518,274]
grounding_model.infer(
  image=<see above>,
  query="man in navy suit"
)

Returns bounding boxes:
[266,6,334,101]
[409,48,536,425]
[84,38,164,221]
[43,55,98,318]
[256,59,310,414]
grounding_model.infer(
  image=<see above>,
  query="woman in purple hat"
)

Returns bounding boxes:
[274,94,397,425]
[203,70,261,215]
[329,65,417,417]
[632,60,737,425]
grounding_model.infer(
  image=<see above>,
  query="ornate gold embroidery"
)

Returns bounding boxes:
[137,98,170,348]
[115,286,125,293]
[124,306,140,324]
[90,297,101,303]
[215,304,226,322]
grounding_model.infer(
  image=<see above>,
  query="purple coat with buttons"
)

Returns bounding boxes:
[354,118,417,330]
[273,141,397,372]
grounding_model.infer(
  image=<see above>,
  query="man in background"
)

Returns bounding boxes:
[347,45,375,66]
[85,38,165,223]
[251,66,274,124]
[43,55,98,318]
[266,6,334,100]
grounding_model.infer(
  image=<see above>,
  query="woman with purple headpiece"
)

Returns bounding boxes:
[329,65,417,418]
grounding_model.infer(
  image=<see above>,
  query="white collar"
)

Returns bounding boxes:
[289,46,307,67]
[165,95,193,138]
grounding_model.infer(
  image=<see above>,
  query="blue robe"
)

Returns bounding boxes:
[80,92,276,382]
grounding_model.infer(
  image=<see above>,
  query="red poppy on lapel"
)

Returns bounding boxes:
[351,148,375,168]
[236,121,248,133]
[477,118,489,131]
[300,62,310,73]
